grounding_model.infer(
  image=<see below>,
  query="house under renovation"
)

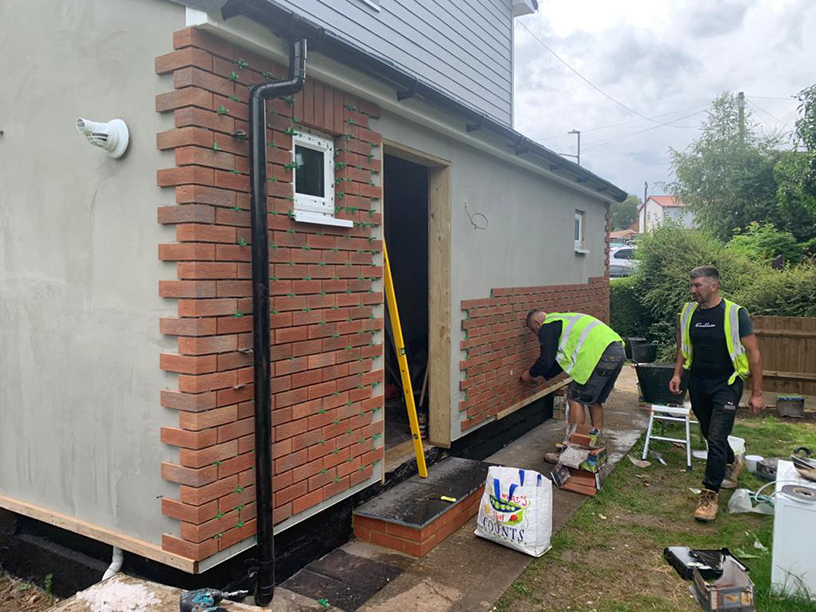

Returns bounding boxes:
[0,0,626,577]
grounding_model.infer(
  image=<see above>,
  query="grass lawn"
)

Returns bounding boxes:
[494,414,816,612]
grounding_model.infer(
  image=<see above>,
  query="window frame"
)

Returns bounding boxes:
[292,130,352,228]
[574,210,588,254]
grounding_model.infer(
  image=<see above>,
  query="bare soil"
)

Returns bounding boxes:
[0,570,57,612]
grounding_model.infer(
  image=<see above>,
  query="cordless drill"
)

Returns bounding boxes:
[179,588,248,612]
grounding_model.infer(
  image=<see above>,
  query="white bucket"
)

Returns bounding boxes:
[728,435,746,460]
[745,454,764,473]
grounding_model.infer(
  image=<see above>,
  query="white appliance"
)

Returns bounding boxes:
[772,461,816,598]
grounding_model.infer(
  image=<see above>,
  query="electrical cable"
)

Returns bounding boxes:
[465,203,489,230]
[581,109,706,151]
[747,99,786,126]
[536,105,709,141]
[517,20,701,128]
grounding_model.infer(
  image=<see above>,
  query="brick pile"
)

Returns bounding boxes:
[154,27,385,562]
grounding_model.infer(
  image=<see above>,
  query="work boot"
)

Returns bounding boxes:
[544,450,562,464]
[721,458,743,489]
[694,489,719,522]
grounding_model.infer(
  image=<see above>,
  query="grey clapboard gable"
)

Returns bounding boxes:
[273,0,514,125]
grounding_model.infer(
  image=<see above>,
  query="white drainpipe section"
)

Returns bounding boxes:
[102,547,124,580]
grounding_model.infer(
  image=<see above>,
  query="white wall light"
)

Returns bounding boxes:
[75,117,130,159]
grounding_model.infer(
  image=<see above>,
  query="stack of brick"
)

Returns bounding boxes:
[154,27,385,563]
[551,425,607,496]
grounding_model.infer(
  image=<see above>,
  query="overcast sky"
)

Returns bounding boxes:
[513,0,816,198]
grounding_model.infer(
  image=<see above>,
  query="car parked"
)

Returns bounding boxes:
[609,245,637,277]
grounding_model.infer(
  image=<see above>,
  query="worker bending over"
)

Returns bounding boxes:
[522,310,625,463]
[670,266,764,522]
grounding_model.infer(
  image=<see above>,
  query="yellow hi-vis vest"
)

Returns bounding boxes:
[680,298,751,384]
[544,313,622,385]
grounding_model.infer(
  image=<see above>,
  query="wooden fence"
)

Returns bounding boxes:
[753,316,816,396]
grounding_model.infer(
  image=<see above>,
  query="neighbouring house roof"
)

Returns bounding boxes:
[175,0,628,202]
[638,195,685,213]
[610,229,637,239]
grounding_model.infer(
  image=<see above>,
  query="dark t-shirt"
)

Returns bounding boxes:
[529,320,564,379]
[689,301,753,378]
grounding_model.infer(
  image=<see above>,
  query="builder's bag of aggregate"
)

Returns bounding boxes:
[475,466,552,557]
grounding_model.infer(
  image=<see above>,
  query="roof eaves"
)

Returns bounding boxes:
[211,0,627,202]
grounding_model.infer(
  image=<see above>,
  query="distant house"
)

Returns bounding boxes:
[610,229,637,247]
[638,195,695,232]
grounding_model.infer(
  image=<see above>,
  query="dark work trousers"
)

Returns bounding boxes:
[688,374,744,492]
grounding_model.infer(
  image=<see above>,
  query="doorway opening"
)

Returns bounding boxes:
[383,154,429,451]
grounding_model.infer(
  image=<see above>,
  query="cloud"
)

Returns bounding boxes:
[677,0,752,38]
[514,0,816,195]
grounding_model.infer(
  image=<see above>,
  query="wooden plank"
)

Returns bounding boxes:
[383,139,450,168]
[755,329,816,338]
[0,494,196,573]
[50,574,256,611]
[495,378,572,420]
[428,165,452,447]
[763,370,816,382]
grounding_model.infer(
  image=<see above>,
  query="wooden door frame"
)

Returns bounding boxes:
[382,140,452,448]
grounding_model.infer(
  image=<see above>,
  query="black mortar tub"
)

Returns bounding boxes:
[635,363,687,405]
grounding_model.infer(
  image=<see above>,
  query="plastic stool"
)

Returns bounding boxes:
[642,404,696,470]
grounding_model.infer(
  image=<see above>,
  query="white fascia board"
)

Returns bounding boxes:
[184,8,613,207]
[513,0,538,18]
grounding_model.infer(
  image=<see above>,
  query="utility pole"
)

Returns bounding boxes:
[560,129,582,166]
[737,91,745,146]
[569,129,581,166]
[643,181,648,207]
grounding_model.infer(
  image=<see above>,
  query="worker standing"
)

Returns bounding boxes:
[522,310,625,463]
[669,266,764,522]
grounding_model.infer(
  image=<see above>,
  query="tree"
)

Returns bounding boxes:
[667,93,785,241]
[610,194,640,230]
[774,150,816,241]
[793,84,816,202]
[726,222,803,265]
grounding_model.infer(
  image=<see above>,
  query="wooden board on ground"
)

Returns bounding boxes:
[47,574,260,611]
[495,378,572,420]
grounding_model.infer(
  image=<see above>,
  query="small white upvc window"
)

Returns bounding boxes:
[292,130,352,228]
[574,210,588,254]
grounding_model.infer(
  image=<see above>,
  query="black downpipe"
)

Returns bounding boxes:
[249,37,307,607]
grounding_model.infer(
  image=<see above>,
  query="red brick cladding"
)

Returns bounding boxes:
[155,28,385,563]
[458,276,610,433]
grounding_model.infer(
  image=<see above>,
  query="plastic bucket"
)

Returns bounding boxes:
[624,337,646,360]
[635,363,687,405]
[745,454,764,473]
[728,435,746,461]
[632,341,658,363]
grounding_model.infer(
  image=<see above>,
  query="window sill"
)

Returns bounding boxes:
[574,248,590,255]
[294,210,354,228]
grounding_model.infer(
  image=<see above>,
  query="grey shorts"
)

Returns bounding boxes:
[568,341,625,406]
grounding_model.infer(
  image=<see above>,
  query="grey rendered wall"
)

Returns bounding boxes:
[376,110,609,441]
[0,0,185,545]
[273,0,514,125]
